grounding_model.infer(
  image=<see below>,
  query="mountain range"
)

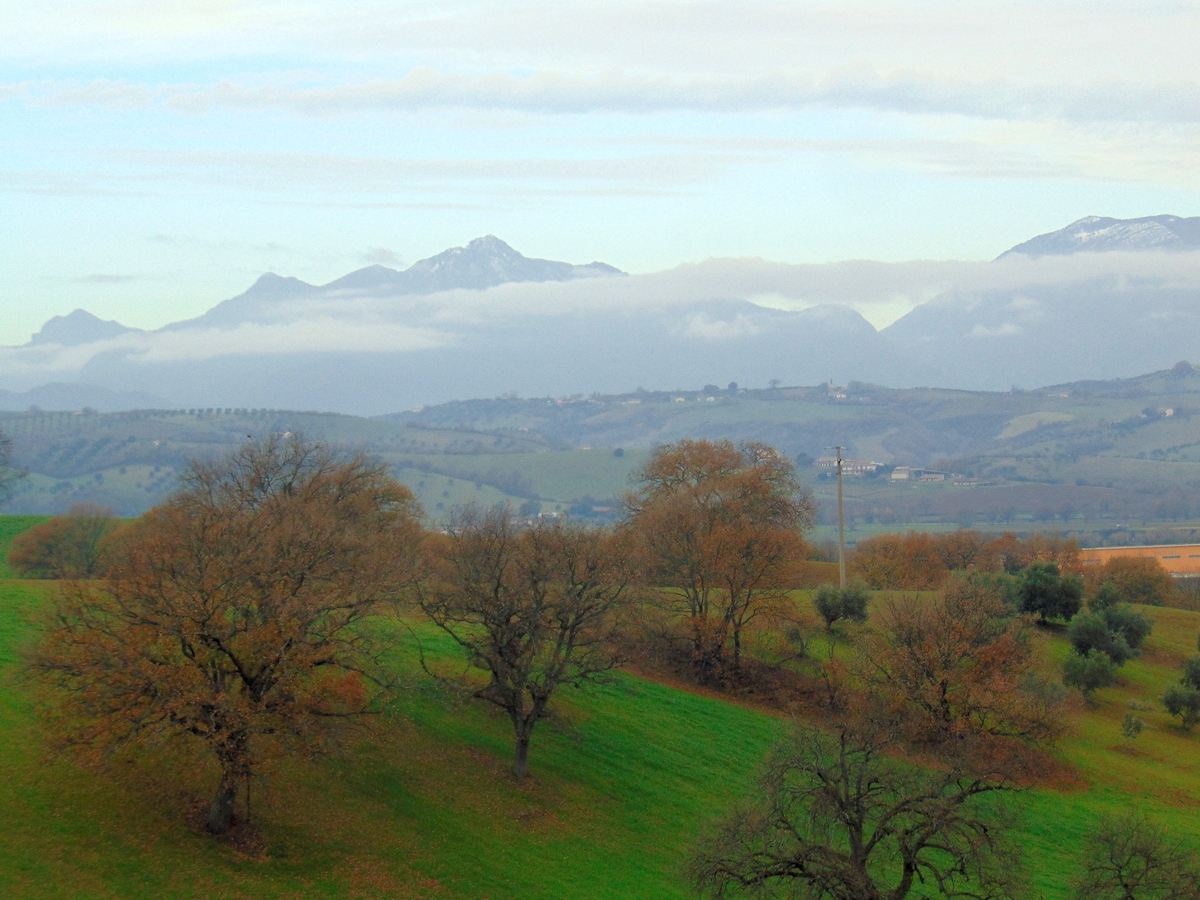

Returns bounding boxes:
[5,219,1200,415]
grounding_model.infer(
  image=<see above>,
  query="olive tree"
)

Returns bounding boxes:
[813,583,869,632]
[1018,561,1083,624]
[1063,649,1118,700]
[1162,654,1200,730]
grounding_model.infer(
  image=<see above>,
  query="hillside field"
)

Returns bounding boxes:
[1,517,1199,897]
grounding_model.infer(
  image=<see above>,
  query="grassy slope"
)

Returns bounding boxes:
[2,515,1199,897]
[0,588,782,898]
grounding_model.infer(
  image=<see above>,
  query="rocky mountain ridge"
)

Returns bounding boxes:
[999,214,1200,257]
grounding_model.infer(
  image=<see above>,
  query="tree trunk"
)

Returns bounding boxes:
[206,770,238,835]
[513,732,531,778]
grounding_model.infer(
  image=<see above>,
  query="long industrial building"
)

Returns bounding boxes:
[1080,544,1200,576]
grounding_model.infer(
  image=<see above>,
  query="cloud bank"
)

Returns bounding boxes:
[8,250,1200,368]
[10,69,1200,126]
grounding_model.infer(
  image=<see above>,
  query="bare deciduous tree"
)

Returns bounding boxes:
[1072,812,1200,900]
[31,435,423,834]
[690,719,1024,900]
[419,505,633,777]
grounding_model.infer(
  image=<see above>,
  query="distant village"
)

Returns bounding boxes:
[812,456,983,486]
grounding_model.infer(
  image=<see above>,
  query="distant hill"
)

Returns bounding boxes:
[9,365,1200,549]
[999,215,1200,257]
[0,382,167,413]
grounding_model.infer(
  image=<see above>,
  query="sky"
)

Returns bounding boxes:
[4,0,1200,346]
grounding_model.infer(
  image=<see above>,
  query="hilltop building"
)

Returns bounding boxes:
[814,457,878,475]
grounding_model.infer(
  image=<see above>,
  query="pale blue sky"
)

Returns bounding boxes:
[3,0,1200,345]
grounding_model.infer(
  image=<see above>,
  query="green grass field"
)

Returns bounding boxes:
[0,516,47,578]
[1,516,1199,898]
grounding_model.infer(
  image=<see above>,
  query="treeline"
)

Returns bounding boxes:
[847,528,1181,606]
[848,529,1080,590]
[13,435,1200,897]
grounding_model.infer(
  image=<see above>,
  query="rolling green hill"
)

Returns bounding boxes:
[7,365,1200,541]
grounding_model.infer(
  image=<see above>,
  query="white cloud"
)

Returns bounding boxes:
[360,247,402,266]
[103,147,735,192]
[0,318,451,373]
[132,319,451,360]
[970,323,1021,338]
[74,273,136,284]
[11,69,1200,125]
[4,2,1196,85]
[681,312,762,340]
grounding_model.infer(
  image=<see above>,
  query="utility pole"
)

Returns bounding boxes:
[829,445,847,589]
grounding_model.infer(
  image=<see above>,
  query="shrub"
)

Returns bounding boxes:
[1120,713,1144,739]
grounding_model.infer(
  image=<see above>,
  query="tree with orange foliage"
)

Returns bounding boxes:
[8,503,116,578]
[31,436,423,834]
[991,531,1081,575]
[855,578,1061,748]
[934,529,993,572]
[1089,556,1174,606]
[626,439,814,684]
[849,532,948,591]
[849,530,1083,591]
